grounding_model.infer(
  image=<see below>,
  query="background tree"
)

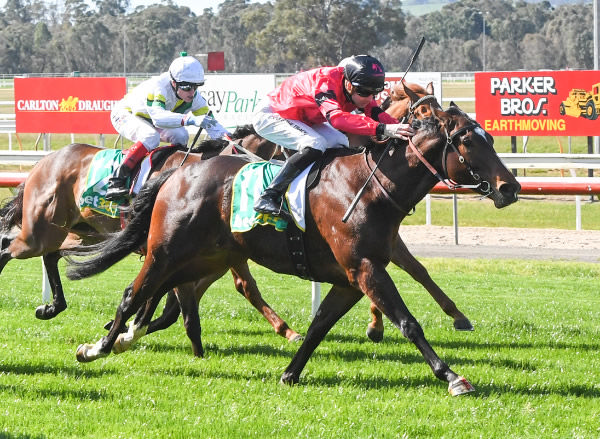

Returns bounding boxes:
[0,0,593,74]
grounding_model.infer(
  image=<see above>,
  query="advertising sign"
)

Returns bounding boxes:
[200,74,276,129]
[15,77,126,134]
[475,70,600,136]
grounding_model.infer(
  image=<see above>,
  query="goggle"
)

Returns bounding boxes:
[354,85,383,97]
[177,81,203,91]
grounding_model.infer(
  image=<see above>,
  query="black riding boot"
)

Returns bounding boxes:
[254,147,322,219]
[105,164,133,201]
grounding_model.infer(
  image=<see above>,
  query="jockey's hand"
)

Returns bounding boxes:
[184,114,202,126]
[383,123,415,140]
[184,114,218,129]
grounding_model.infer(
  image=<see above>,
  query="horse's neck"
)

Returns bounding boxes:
[367,144,440,216]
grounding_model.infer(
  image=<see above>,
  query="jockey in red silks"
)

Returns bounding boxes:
[252,54,415,219]
[106,52,229,201]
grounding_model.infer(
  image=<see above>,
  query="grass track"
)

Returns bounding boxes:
[0,256,599,438]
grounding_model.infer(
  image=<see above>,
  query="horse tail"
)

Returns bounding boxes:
[64,169,176,280]
[0,183,24,233]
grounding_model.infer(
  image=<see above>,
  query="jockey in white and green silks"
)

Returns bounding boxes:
[106,52,229,201]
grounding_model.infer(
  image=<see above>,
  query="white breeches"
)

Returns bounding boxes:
[111,106,189,151]
[252,103,348,152]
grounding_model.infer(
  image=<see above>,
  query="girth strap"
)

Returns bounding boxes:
[285,223,314,281]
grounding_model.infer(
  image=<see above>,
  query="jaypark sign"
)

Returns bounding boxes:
[475,70,600,136]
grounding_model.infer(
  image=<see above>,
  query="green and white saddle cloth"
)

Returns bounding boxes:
[230,161,312,233]
[78,149,124,218]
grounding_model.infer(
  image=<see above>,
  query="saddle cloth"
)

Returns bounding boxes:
[78,148,161,218]
[230,161,314,233]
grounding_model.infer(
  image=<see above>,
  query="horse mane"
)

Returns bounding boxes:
[230,124,257,139]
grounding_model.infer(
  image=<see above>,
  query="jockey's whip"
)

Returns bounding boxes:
[342,37,425,223]
[180,110,213,166]
[399,36,425,84]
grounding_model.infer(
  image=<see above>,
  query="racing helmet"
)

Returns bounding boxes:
[342,55,386,95]
[169,52,205,85]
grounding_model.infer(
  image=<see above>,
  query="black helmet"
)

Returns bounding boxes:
[342,55,386,95]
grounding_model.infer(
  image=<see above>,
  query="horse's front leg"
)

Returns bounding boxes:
[35,252,67,320]
[76,278,153,362]
[391,235,473,331]
[358,261,474,396]
[281,284,362,384]
[230,263,302,342]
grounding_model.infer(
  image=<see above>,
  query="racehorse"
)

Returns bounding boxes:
[64,99,520,395]
[136,82,474,355]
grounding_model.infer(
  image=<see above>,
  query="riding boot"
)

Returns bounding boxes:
[105,141,148,201]
[254,147,322,218]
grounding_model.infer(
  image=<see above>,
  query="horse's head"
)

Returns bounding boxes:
[385,81,437,120]
[407,103,520,208]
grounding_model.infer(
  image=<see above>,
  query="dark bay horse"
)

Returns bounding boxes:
[64,102,520,395]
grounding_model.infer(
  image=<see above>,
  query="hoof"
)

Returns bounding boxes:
[289,334,304,343]
[448,376,475,396]
[76,343,108,363]
[453,318,474,331]
[35,303,65,320]
[279,372,299,385]
[366,326,384,343]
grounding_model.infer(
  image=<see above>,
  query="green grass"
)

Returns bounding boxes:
[0,257,599,438]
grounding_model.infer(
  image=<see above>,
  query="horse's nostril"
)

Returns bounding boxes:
[499,182,520,200]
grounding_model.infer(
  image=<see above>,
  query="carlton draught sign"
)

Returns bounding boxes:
[475,70,600,136]
[15,77,126,133]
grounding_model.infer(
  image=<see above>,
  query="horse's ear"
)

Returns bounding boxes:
[402,81,420,104]
[449,100,458,108]
[426,81,434,95]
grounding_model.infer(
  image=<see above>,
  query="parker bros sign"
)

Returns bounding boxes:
[475,70,600,136]
[15,77,126,134]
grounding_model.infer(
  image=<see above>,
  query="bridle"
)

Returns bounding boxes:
[404,99,492,195]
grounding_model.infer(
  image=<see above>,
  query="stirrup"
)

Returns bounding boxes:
[254,195,293,222]
[105,179,130,201]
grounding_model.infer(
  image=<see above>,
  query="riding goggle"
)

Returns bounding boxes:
[354,85,384,97]
[177,81,203,91]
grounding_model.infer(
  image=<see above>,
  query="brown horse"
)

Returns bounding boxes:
[140,82,474,354]
[0,128,301,348]
[64,101,520,395]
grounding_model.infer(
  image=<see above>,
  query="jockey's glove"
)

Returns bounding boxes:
[383,123,415,140]
[183,114,215,129]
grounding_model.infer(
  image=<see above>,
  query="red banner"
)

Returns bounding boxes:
[15,77,126,134]
[475,71,600,136]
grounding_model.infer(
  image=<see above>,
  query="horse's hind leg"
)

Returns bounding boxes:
[366,235,472,341]
[35,251,67,320]
[230,263,302,342]
[145,289,181,335]
[112,288,171,354]
[76,274,161,362]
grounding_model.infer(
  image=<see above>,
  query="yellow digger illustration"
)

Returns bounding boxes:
[559,83,600,120]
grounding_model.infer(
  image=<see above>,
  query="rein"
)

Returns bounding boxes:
[363,147,414,216]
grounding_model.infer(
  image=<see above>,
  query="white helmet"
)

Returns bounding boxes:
[169,52,205,85]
